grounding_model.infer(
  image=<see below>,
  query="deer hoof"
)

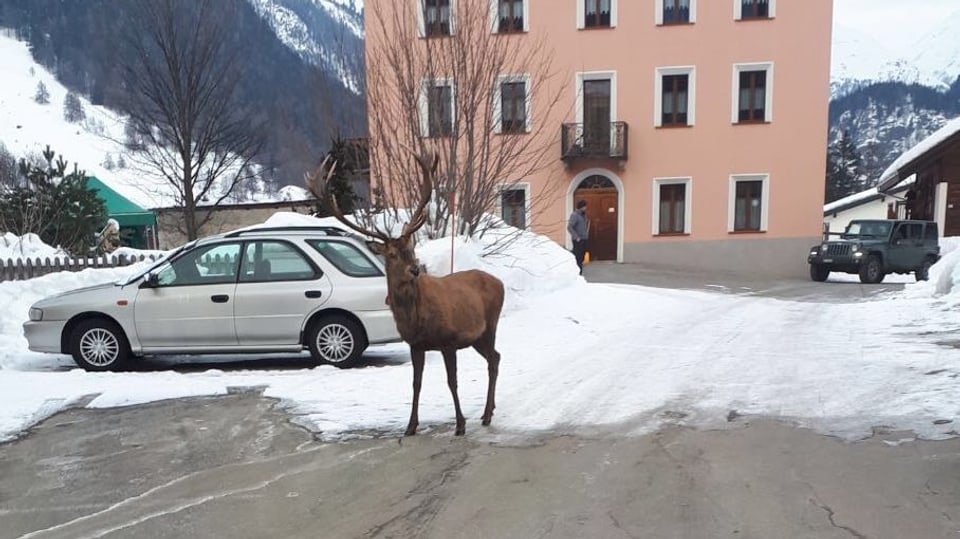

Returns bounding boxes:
[404,423,418,436]
[455,426,466,436]
[481,413,493,426]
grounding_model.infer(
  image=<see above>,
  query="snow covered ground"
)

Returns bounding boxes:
[1,216,959,446]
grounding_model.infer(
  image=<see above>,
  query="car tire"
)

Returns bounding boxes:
[859,255,885,284]
[306,315,367,368]
[809,264,830,282]
[69,318,131,372]
[916,258,934,282]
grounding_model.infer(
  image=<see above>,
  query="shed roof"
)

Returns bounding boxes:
[86,176,156,227]
[877,115,960,192]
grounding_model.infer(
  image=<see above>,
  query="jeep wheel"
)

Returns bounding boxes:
[915,258,934,282]
[859,255,885,284]
[809,264,829,282]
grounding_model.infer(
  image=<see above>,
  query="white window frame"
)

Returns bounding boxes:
[418,78,456,137]
[655,0,697,25]
[727,174,770,232]
[490,0,530,33]
[734,0,775,20]
[652,177,693,235]
[575,71,617,124]
[576,0,617,29]
[417,0,457,38]
[494,74,532,134]
[731,62,774,124]
[497,182,531,229]
[654,66,696,127]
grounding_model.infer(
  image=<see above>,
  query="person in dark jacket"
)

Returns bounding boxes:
[568,199,589,274]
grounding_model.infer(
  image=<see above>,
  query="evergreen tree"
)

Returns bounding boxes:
[825,129,867,203]
[0,145,106,255]
[63,91,85,123]
[311,137,363,217]
[33,81,50,104]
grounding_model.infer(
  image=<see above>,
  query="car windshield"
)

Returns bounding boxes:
[119,240,196,286]
[843,221,891,239]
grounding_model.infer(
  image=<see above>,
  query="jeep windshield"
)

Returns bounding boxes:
[842,221,891,240]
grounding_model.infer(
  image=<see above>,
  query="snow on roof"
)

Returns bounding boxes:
[823,177,913,215]
[878,114,960,190]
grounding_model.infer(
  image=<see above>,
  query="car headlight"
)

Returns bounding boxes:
[810,250,818,256]
[851,244,860,253]
[28,308,43,321]
[820,244,828,252]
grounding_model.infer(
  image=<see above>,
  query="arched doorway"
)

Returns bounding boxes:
[573,174,619,261]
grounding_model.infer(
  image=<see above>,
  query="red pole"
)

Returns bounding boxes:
[449,190,455,274]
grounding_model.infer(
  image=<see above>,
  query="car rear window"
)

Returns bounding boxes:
[307,240,383,278]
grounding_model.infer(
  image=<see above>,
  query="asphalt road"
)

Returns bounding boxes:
[1,264,956,539]
[1,392,957,539]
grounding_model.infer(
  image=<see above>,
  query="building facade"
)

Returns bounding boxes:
[365,0,833,277]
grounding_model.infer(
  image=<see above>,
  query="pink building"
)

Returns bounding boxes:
[364,0,833,277]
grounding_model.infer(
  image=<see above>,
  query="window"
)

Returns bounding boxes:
[736,0,773,20]
[423,0,451,36]
[497,0,525,33]
[500,186,528,229]
[653,178,691,235]
[156,242,241,286]
[240,241,317,282]
[728,175,769,233]
[578,0,616,29]
[497,78,528,133]
[732,63,773,123]
[659,0,692,24]
[308,240,383,278]
[655,67,695,127]
[420,80,455,137]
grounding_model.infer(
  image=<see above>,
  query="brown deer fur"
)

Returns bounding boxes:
[306,152,505,436]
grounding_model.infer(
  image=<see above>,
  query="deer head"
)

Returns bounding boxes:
[306,151,438,285]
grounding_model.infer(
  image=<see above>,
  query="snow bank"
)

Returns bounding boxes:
[903,236,960,300]
[0,232,66,261]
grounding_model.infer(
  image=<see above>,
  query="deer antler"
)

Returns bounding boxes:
[305,156,389,241]
[401,151,437,238]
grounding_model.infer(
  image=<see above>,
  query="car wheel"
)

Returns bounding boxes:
[916,258,933,282]
[69,318,130,371]
[859,255,885,284]
[809,263,830,282]
[307,315,367,368]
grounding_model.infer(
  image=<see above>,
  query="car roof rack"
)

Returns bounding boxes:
[223,226,356,238]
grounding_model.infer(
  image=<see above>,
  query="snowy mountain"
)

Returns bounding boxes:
[831,9,960,98]
[247,0,364,94]
[0,32,310,210]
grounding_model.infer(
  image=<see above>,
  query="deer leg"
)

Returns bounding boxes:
[405,347,425,436]
[442,349,466,435]
[474,335,501,426]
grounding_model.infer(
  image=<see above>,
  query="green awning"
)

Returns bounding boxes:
[86,176,157,228]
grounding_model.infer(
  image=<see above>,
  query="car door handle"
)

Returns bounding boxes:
[211,294,230,303]
[305,290,323,299]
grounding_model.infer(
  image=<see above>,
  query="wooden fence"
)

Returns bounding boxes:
[0,254,161,282]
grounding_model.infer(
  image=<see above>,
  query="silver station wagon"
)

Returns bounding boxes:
[23,226,400,371]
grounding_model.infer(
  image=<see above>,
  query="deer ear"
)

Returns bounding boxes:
[366,241,385,255]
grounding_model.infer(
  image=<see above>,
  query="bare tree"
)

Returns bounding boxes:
[364,0,569,242]
[120,0,265,241]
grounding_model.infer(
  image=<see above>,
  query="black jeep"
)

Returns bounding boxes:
[807,219,940,283]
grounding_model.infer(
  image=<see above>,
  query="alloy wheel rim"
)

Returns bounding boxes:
[80,328,119,366]
[317,324,354,363]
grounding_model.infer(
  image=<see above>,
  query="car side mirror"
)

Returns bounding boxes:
[140,271,160,289]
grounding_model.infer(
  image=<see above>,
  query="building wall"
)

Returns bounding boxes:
[365,0,833,277]
[155,202,316,249]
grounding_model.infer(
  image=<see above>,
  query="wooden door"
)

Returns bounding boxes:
[945,183,960,237]
[575,188,618,261]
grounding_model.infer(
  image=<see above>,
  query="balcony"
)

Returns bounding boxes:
[561,122,629,163]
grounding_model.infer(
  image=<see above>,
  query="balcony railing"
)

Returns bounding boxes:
[561,122,629,162]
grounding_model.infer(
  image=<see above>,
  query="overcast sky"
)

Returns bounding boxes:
[833,0,957,49]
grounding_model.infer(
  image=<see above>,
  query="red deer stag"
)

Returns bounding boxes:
[306,152,505,436]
